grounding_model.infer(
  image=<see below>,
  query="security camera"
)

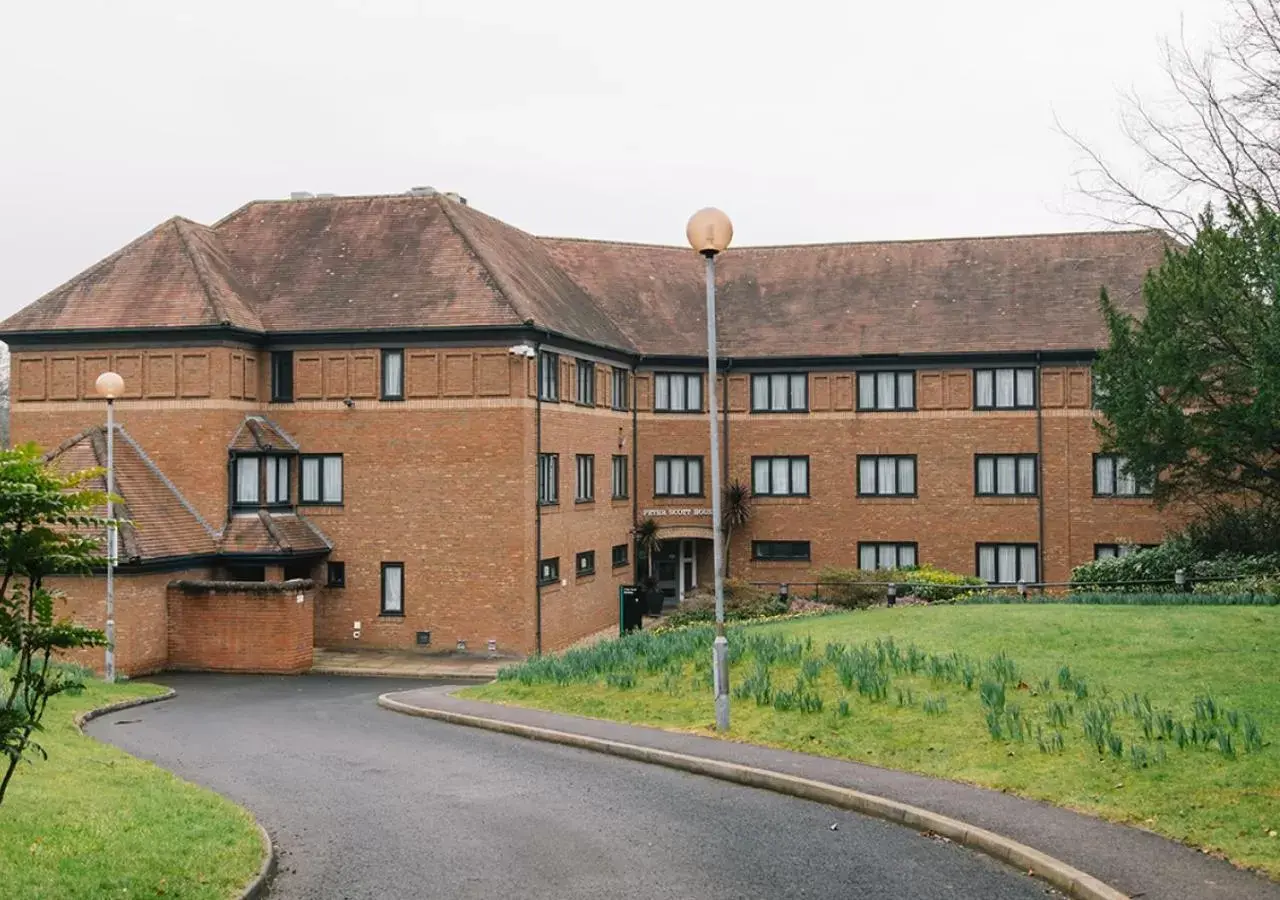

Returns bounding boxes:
[508,344,536,358]
[343,397,355,408]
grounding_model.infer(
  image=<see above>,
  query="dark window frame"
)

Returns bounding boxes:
[1092,453,1155,497]
[575,359,596,406]
[1094,543,1158,560]
[270,351,294,402]
[611,543,629,568]
[575,454,595,503]
[538,452,559,505]
[575,550,596,577]
[539,351,560,402]
[611,368,631,411]
[326,561,346,588]
[973,367,1038,410]
[380,562,405,617]
[975,542,1039,584]
[751,540,811,562]
[856,454,918,498]
[750,455,811,497]
[653,455,705,497]
[857,541,920,571]
[652,372,704,413]
[856,370,917,412]
[230,451,294,510]
[974,453,1039,497]
[611,454,629,499]
[299,453,344,506]
[750,373,809,413]
[381,348,405,400]
[538,557,560,585]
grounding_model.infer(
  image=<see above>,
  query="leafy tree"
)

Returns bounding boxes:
[0,444,109,808]
[720,479,752,570]
[1095,202,1280,507]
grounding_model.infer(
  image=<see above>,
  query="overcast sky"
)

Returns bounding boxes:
[0,0,1224,318]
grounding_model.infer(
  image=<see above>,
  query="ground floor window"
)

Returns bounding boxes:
[977,543,1037,584]
[539,557,560,585]
[326,561,346,587]
[752,540,810,561]
[858,542,917,570]
[1094,543,1156,560]
[611,544,629,568]
[381,563,404,615]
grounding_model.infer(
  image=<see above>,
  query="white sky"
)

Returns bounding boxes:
[0,0,1224,318]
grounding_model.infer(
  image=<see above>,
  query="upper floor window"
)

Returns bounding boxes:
[576,360,595,405]
[611,543,629,568]
[654,373,702,412]
[977,543,1038,584]
[857,455,916,497]
[300,454,343,505]
[576,550,596,576]
[1094,454,1153,497]
[751,374,807,412]
[381,349,404,400]
[538,453,559,505]
[858,371,915,411]
[232,454,290,508]
[752,540,811,561]
[975,367,1036,410]
[539,352,559,402]
[654,456,703,497]
[575,454,595,502]
[270,351,293,402]
[612,454,629,499]
[858,541,917,570]
[975,454,1037,496]
[612,368,631,411]
[752,456,809,496]
[539,557,560,585]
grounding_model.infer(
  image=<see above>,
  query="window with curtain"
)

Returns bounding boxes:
[653,373,702,412]
[612,455,628,499]
[1095,543,1156,559]
[974,368,1036,409]
[1094,454,1153,496]
[234,456,260,505]
[575,454,595,502]
[381,349,404,399]
[977,543,1038,583]
[654,456,703,496]
[750,373,808,412]
[264,456,290,505]
[857,371,915,411]
[975,454,1037,496]
[751,456,809,496]
[300,454,344,504]
[576,360,595,405]
[539,352,559,401]
[857,456,916,496]
[858,542,918,571]
[612,368,631,410]
[576,550,596,575]
[270,351,293,402]
[538,453,559,504]
[380,563,404,615]
[538,557,560,584]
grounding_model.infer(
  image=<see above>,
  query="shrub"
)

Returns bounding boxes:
[1179,503,1280,559]
[898,564,985,601]
[814,567,883,609]
[1069,538,1280,592]
[665,579,787,627]
[956,590,1277,606]
[1193,576,1280,600]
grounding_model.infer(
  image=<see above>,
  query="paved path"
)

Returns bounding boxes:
[89,674,1050,900]
[310,648,505,679]
[384,685,1280,900]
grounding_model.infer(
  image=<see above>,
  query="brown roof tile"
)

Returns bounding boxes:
[228,416,298,452]
[220,510,331,556]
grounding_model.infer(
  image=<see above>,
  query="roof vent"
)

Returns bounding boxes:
[443,191,468,206]
[290,191,314,200]
[407,186,437,196]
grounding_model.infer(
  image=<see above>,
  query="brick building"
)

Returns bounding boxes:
[0,191,1176,674]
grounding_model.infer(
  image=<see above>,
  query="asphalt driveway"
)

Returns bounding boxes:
[88,674,1051,900]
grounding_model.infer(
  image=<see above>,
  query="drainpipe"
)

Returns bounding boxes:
[534,337,544,656]
[1035,351,1046,588]
[632,356,640,585]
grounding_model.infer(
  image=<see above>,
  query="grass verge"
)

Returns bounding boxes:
[1,678,265,899]
[465,605,1280,879]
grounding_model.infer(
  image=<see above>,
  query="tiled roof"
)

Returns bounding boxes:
[0,192,1170,357]
[44,426,219,563]
[220,510,331,556]
[228,416,299,452]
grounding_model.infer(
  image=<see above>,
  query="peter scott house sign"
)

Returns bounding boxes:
[642,507,712,518]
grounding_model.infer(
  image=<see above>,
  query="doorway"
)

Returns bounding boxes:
[652,539,708,606]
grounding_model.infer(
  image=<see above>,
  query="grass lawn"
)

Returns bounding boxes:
[1,678,265,899]
[466,605,1280,879]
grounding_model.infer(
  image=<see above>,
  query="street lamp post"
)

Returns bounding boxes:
[95,371,124,683]
[686,207,733,732]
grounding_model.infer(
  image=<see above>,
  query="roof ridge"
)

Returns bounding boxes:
[173,218,236,326]
[117,427,219,539]
[294,511,334,550]
[255,415,300,450]
[43,425,100,463]
[256,508,290,552]
[435,195,537,326]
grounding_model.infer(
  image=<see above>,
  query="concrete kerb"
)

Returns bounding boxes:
[76,688,277,900]
[310,666,496,682]
[378,693,1127,900]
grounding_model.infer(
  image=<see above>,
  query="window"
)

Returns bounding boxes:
[300,455,343,505]
[653,372,702,412]
[611,543,629,568]
[857,455,917,497]
[265,456,290,505]
[975,367,1036,410]
[576,360,595,405]
[233,456,260,505]
[977,543,1038,584]
[1094,454,1153,497]
[380,563,404,615]
[538,557,560,585]
[752,541,811,561]
[234,455,291,507]
[1094,543,1156,560]
[575,454,595,502]
[576,550,596,576]
[381,349,404,400]
[612,454,629,499]
[539,351,559,401]
[654,456,703,496]
[751,456,809,496]
[538,453,559,505]
[858,542,918,571]
[283,560,312,581]
[326,561,346,587]
[612,368,631,411]
[270,351,293,402]
[857,371,915,411]
[975,454,1038,496]
[226,564,266,582]
[751,373,808,412]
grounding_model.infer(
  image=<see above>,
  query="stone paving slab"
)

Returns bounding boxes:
[311,649,503,680]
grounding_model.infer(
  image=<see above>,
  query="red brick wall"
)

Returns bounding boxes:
[167,582,314,673]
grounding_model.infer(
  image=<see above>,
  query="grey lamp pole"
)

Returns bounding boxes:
[686,208,733,731]
[95,371,124,683]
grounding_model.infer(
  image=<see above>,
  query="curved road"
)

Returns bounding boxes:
[89,674,1050,900]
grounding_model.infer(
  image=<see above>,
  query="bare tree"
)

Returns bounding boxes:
[1064,0,1280,238]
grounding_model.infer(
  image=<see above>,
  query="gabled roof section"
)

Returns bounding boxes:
[44,426,218,564]
[220,511,332,556]
[0,217,263,334]
[228,416,299,452]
